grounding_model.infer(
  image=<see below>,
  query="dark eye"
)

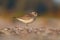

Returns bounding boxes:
[35,12,37,14]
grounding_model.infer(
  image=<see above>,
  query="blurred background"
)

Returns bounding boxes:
[0,0,60,40]
[0,0,60,17]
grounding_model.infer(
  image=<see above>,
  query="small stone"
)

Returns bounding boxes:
[33,29,38,33]
[39,28,45,32]
[37,31,40,35]
[3,28,10,31]
[4,28,8,31]
[18,27,23,31]
[27,29,32,33]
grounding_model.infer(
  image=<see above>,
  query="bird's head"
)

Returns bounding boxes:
[31,11,38,17]
[25,10,38,17]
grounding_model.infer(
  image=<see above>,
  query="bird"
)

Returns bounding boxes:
[14,11,38,26]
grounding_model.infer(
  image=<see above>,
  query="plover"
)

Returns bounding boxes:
[15,11,38,26]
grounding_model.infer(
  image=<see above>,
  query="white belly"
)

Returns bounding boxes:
[16,18,34,24]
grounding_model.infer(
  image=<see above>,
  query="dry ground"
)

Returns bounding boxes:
[0,16,60,40]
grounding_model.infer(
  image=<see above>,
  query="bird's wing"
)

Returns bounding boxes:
[19,15,32,20]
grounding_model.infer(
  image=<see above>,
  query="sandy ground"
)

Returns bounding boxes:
[0,17,60,40]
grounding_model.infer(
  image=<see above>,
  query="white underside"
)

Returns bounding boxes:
[16,18,34,24]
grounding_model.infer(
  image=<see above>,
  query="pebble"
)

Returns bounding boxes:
[1,26,60,36]
[27,28,33,33]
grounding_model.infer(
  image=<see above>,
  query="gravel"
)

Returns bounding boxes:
[0,17,60,40]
